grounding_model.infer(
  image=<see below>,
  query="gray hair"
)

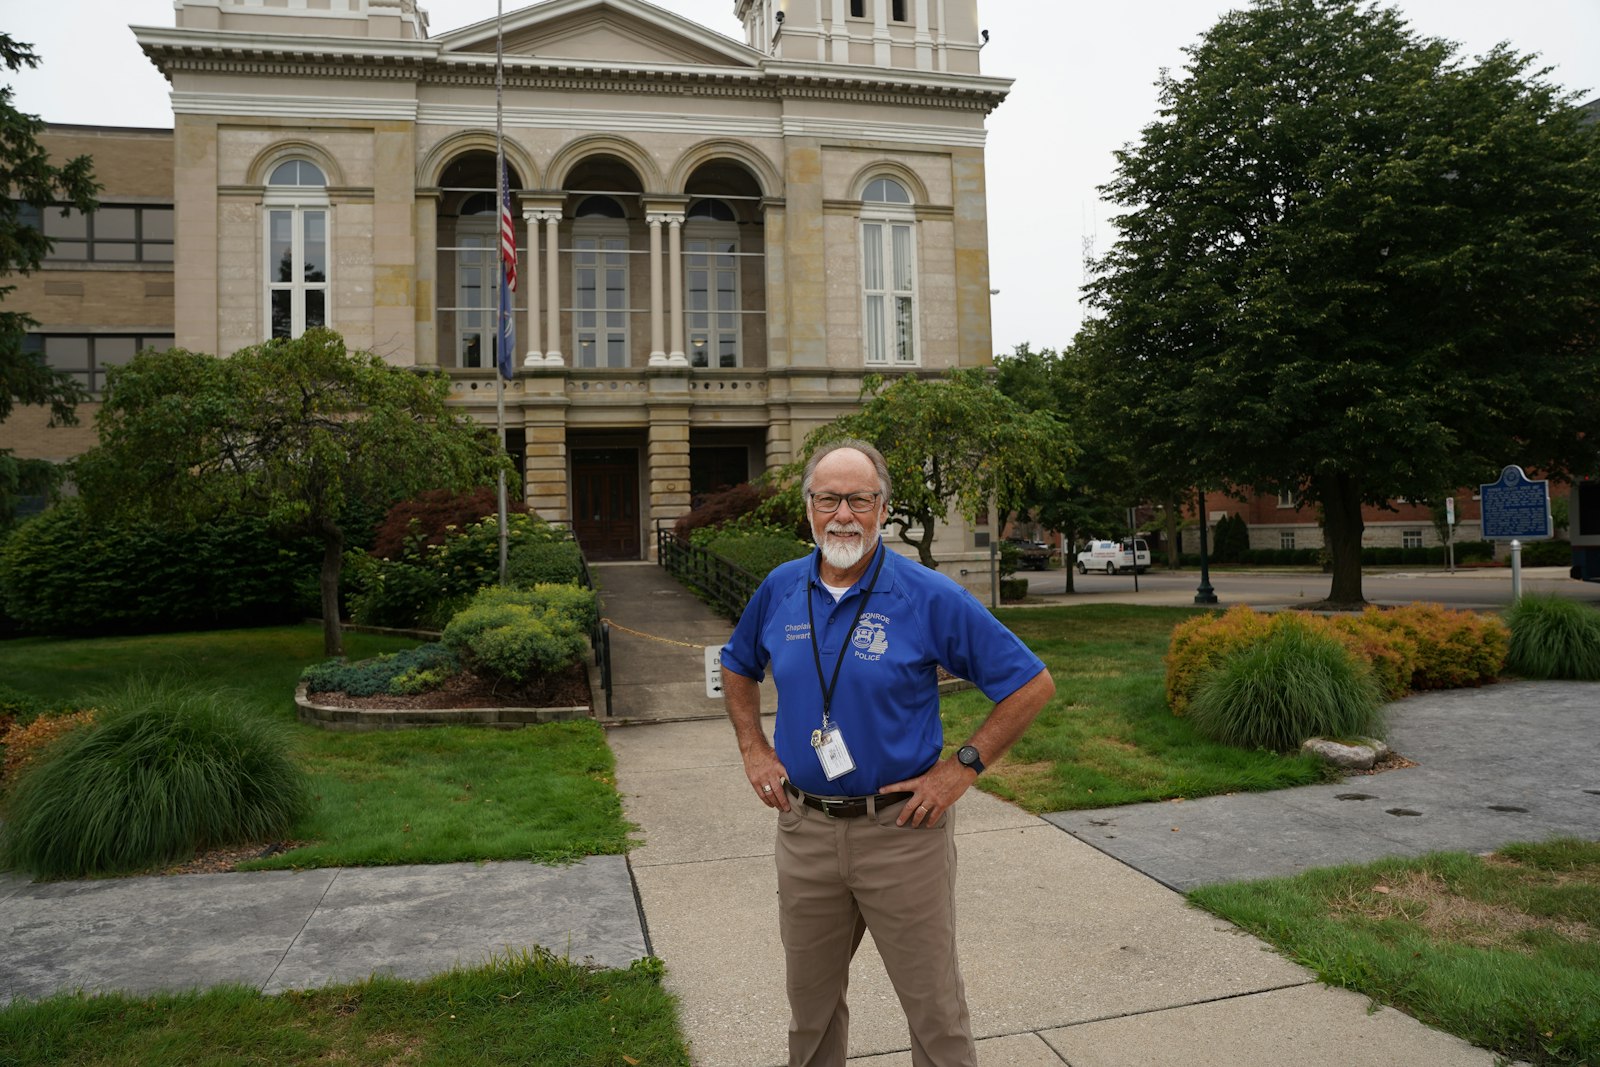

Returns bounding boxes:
[802,437,892,501]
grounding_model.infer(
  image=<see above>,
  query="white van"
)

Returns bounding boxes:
[1075,539,1151,575]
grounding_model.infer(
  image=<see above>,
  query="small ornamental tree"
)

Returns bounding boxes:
[787,369,1072,568]
[75,329,508,656]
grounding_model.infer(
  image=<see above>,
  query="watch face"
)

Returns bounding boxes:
[958,745,981,769]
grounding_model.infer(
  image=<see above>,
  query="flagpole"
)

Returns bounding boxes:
[494,0,509,585]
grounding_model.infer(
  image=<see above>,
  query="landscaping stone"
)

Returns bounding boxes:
[1301,737,1388,770]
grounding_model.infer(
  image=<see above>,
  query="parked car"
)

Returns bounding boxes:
[1005,537,1051,570]
[1076,538,1151,575]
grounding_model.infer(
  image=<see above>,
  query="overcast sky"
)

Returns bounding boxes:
[7,0,1598,354]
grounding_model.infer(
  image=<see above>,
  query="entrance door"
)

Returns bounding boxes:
[572,448,641,560]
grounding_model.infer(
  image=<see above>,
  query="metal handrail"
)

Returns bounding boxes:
[655,521,762,621]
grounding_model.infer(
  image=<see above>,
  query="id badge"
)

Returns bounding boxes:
[813,726,857,781]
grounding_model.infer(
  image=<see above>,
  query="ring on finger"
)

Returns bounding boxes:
[763,784,773,793]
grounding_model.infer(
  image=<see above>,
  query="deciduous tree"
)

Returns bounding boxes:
[75,329,507,655]
[1085,0,1600,605]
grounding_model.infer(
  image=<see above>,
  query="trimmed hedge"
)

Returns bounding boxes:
[0,502,319,636]
[507,541,585,588]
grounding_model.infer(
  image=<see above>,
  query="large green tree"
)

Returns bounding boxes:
[75,329,508,655]
[1084,0,1600,605]
[787,368,1072,568]
[1,34,98,521]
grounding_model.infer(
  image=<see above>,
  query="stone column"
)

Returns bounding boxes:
[521,208,542,365]
[873,0,891,65]
[646,213,667,365]
[666,212,687,365]
[541,211,563,365]
[647,408,692,558]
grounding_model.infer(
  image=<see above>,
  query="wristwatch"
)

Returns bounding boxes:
[956,744,985,775]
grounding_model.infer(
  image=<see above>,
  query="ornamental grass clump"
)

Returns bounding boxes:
[0,679,310,879]
[1504,594,1600,680]
[1186,617,1384,752]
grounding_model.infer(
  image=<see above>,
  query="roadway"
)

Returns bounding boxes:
[1017,564,1600,611]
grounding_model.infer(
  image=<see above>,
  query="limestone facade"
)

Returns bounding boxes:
[11,0,1009,564]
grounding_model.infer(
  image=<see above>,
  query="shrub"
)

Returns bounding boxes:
[1165,605,1275,715]
[350,512,566,630]
[0,501,319,636]
[674,482,773,539]
[702,531,812,582]
[442,585,597,684]
[1,708,97,787]
[1519,539,1573,567]
[300,642,460,697]
[507,540,585,587]
[1362,602,1507,689]
[0,679,311,879]
[1187,618,1384,751]
[1000,577,1029,602]
[370,486,528,561]
[1504,594,1600,680]
[1324,612,1417,702]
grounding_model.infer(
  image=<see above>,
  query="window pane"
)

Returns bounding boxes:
[95,243,137,262]
[44,336,89,368]
[51,240,87,259]
[270,211,293,282]
[892,225,913,290]
[607,337,625,366]
[97,207,137,240]
[96,337,138,365]
[43,208,87,239]
[143,208,174,241]
[865,295,884,363]
[143,242,174,262]
[719,338,737,368]
[863,224,883,290]
[607,312,624,330]
[462,332,483,368]
[895,295,915,362]
[605,269,625,299]
[271,291,292,338]
[304,211,326,282]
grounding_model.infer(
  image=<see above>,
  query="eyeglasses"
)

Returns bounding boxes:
[808,491,882,514]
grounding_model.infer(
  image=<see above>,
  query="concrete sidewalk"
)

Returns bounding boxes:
[612,715,1512,1067]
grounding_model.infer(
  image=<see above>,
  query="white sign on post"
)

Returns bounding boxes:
[704,645,724,699]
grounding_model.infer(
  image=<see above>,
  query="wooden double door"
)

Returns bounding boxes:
[571,448,640,560]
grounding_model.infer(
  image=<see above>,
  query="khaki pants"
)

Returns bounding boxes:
[774,793,975,1067]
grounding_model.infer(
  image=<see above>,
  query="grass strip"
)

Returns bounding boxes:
[942,604,1328,812]
[1189,838,1600,1066]
[0,949,689,1067]
[0,626,630,870]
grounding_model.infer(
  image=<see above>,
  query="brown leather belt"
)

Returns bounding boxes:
[784,782,914,819]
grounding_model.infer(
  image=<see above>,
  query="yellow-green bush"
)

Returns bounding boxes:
[1360,603,1507,689]
[1165,605,1273,715]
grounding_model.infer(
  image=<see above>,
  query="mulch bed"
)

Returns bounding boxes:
[306,661,591,711]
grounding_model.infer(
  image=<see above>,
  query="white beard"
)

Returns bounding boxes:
[818,520,877,571]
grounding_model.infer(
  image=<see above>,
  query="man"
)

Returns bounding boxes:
[720,438,1055,1067]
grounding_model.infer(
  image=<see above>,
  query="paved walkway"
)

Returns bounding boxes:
[3,559,1594,1066]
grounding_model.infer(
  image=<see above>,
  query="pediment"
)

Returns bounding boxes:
[437,0,760,69]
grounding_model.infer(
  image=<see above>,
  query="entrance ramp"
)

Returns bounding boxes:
[590,561,776,722]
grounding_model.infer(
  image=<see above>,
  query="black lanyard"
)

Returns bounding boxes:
[806,542,887,727]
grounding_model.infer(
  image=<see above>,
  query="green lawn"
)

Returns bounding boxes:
[0,625,631,871]
[1190,839,1600,1066]
[0,950,689,1067]
[942,604,1328,812]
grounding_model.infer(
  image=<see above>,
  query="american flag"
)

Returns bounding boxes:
[497,161,516,380]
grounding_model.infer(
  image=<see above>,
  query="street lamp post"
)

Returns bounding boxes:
[1195,491,1218,605]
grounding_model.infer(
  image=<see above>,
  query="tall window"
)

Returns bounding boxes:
[572,196,630,369]
[20,203,173,263]
[861,177,917,366]
[686,199,739,368]
[1402,529,1424,549]
[451,192,496,369]
[264,159,329,339]
[1280,531,1296,551]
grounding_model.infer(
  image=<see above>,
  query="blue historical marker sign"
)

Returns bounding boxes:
[1480,465,1552,541]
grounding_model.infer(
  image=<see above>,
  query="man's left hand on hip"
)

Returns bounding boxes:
[880,756,978,828]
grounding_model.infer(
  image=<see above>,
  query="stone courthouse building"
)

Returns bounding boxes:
[7,0,1011,561]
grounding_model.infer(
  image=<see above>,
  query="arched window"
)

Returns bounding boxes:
[860,177,917,365]
[685,199,740,368]
[263,159,331,340]
[576,195,627,219]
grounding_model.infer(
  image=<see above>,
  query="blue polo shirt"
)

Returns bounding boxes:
[720,542,1046,796]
